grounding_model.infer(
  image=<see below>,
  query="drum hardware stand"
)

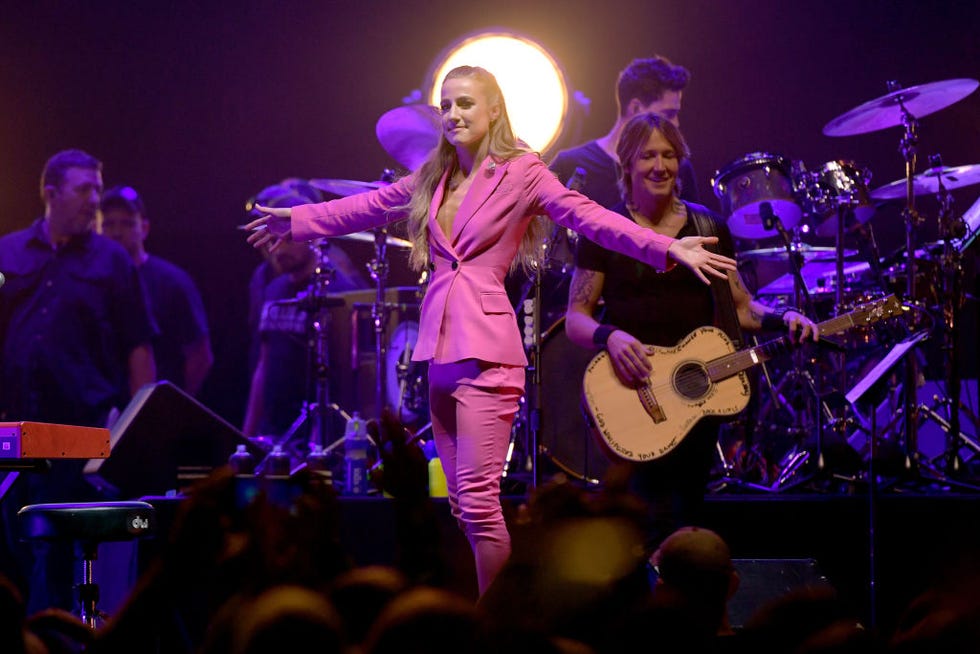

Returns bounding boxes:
[504,246,546,488]
[916,157,980,486]
[271,243,351,464]
[366,169,400,418]
[754,202,834,489]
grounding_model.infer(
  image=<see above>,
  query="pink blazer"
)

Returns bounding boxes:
[292,153,675,366]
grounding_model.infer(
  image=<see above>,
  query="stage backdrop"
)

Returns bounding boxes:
[1,0,977,423]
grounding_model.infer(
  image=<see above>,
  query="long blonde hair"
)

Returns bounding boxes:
[404,66,547,272]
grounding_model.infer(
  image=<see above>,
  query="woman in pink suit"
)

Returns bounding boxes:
[247,65,736,595]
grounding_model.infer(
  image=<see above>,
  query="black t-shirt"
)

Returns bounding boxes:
[575,202,735,347]
[140,255,209,390]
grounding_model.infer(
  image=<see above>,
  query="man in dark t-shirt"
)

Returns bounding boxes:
[565,114,817,551]
[99,185,213,396]
[550,56,700,205]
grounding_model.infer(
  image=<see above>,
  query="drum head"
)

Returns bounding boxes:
[538,318,611,485]
[385,320,429,425]
[712,152,802,239]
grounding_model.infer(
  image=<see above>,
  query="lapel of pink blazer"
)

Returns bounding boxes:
[449,157,508,245]
[427,168,457,257]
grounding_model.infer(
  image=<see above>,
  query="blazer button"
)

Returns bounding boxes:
[451,261,459,270]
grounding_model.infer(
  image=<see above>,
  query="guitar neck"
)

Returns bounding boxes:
[706,309,872,382]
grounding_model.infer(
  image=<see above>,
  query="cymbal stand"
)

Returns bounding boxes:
[276,244,349,458]
[892,82,926,472]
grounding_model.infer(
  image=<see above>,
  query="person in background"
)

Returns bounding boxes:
[0,149,156,613]
[99,185,213,396]
[550,55,699,205]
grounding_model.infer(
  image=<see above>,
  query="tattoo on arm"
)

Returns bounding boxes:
[569,269,599,306]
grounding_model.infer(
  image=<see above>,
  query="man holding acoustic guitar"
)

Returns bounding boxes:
[565,112,819,550]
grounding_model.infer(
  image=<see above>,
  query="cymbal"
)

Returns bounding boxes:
[823,78,978,137]
[740,244,857,263]
[376,104,441,171]
[334,231,413,249]
[870,163,980,200]
[309,178,388,197]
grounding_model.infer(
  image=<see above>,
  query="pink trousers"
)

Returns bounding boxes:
[428,359,524,595]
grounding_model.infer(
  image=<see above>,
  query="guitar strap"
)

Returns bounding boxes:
[687,204,743,349]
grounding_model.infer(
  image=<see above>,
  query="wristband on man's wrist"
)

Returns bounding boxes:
[762,306,796,331]
[592,324,619,347]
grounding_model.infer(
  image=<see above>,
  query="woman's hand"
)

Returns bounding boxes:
[667,236,737,284]
[244,204,293,251]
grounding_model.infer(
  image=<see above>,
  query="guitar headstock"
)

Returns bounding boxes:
[851,294,904,325]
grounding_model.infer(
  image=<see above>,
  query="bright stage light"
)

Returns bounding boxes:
[427,31,568,154]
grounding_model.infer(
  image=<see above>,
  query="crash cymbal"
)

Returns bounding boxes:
[309,178,388,197]
[376,104,441,171]
[335,231,413,249]
[740,244,857,264]
[823,78,978,137]
[870,164,980,200]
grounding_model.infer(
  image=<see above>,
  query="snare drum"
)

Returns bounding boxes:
[797,160,875,237]
[711,152,802,239]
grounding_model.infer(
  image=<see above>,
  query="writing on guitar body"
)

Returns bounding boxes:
[581,295,904,462]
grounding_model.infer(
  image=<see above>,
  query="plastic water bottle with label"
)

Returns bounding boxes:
[343,412,371,495]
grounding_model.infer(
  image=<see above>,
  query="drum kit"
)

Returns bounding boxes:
[527,79,980,490]
[708,77,980,490]
[247,104,439,461]
[248,80,980,492]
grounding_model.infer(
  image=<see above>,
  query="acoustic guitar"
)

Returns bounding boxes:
[581,295,904,462]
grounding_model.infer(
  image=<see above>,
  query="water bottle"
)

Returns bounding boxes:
[343,412,370,495]
[263,445,292,477]
[428,457,448,498]
[228,444,255,475]
[305,444,333,485]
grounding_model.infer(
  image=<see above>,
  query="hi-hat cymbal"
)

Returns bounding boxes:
[740,244,857,264]
[376,104,441,171]
[870,164,980,200]
[823,78,978,137]
[334,231,413,249]
[309,178,388,197]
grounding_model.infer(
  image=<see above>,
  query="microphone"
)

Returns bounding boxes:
[759,201,776,231]
[486,161,497,175]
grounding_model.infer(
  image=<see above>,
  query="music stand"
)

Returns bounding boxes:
[844,329,927,629]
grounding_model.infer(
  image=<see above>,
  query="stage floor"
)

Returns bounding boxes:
[337,488,980,635]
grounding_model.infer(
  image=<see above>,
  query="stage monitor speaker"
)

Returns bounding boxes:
[728,558,828,629]
[84,381,258,499]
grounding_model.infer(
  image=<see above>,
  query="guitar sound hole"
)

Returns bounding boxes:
[673,362,710,400]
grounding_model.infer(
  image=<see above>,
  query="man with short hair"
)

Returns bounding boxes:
[0,149,156,612]
[550,55,699,205]
[99,185,213,396]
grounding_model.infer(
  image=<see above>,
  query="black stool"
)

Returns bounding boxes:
[18,501,155,628]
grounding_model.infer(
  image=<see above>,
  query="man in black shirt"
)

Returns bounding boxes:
[0,149,156,612]
[99,185,214,396]
[550,55,700,206]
